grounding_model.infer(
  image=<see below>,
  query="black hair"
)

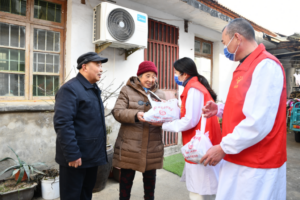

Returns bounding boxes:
[223,18,256,41]
[173,57,217,101]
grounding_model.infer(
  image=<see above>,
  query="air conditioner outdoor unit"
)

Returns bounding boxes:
[93,2,148,50]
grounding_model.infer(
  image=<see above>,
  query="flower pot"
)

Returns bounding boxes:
[15,170,28,182]
[92,145,114,193]
[0,183,37,200]
[112,167,121,182]
[41,177,60,199]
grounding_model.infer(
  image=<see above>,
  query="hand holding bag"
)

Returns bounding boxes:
[144,94,180,123]
[181,115,213,163]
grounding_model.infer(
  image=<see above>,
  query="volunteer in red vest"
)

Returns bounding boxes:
[159,57,222,200]
[200,18,287,200]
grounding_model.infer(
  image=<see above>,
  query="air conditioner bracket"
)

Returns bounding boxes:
[95,42,112,54]
[125,47,141,60]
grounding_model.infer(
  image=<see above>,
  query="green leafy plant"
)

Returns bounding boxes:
[106,126,112,135]
[0,146,46,184]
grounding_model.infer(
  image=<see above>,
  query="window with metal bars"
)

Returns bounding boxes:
[144,19,179,90]
[145,19,179,147]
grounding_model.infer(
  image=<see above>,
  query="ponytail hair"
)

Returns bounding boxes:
[173,57,217,102]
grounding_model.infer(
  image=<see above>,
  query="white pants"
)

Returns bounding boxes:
[189,192,216,200]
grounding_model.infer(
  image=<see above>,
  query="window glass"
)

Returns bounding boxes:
[34,0,62,23]
[195,40,201,53]
[0,73,25,96]
[195,57,211,84]
[33,75,59,96]
[202,42,211,54]
[33,52,60,73]
[0,0,27,16]
[0,23,26,48]
[34,29,60,52]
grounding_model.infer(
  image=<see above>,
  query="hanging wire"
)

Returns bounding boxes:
[86,0,95,9]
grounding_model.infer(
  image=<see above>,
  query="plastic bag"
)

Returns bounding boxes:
[181,115,213,163]
[144,94,180,123]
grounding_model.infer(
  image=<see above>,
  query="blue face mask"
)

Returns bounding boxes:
[224,36,239,61]
[174,75,183,86]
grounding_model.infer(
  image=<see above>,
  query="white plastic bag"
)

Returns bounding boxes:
[144,94,180,123]
[181,115,213,163]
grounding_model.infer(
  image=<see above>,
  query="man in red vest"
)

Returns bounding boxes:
[200,18,287,200]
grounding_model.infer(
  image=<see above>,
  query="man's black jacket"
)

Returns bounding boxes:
[54,73,107,168]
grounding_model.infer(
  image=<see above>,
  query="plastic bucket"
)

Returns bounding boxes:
[41,177,60,199]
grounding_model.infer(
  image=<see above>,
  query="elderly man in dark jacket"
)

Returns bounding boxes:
[54,52,108,200]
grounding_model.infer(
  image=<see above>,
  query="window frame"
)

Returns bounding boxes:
[0,18,30,100]
[195,37,213,85]
[30,0,66,28]
[0,0,31,21]
[0,0,66,101]
[30,24,64,100]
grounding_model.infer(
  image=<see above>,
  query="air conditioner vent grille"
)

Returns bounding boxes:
[107,8,135,42]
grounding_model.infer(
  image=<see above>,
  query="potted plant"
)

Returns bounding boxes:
[33,169,60,199]
[92,75,123,193]
[0,147,46,200]
[0,180,37,200]
[40,169,60,199]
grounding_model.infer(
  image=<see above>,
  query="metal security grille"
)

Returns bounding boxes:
[163,130,178,147]
[145,19,179,147]
[145,19,179,90]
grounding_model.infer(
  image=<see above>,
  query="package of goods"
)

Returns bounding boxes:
[181,115,212,164]
[143,94,180,123]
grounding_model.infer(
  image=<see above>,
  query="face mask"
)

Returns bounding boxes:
[174,75,183,86]
[224,36,239,61]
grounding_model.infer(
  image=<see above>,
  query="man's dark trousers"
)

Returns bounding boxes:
[59,165,98,200]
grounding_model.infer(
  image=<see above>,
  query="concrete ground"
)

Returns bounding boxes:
[34,169,188,200]
[93,169,189,200]
[34,131,300,200]
[286,130,300,200]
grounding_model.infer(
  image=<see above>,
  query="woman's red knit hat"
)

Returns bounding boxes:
[137,61,158,76]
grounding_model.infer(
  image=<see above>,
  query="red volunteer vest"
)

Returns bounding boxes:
[222,44,287,168]
[181,77,222,164]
